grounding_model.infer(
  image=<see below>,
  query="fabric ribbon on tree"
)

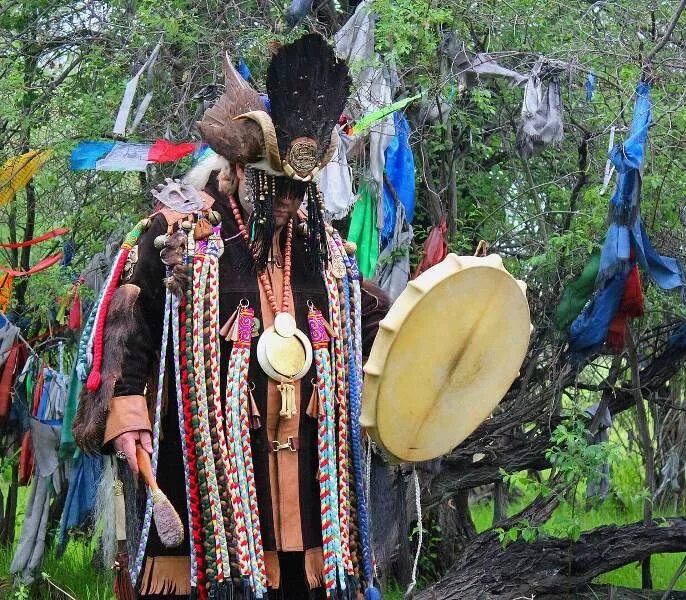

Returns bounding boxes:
[569,81,682,355]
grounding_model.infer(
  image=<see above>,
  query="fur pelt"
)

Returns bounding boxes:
[73,284,141,453]
[182,153,230,191]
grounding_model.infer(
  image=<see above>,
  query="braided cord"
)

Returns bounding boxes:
[172,292,197,587]
[309,303,345,597]
[192,254,229,581]
[205,254,240,580]
[323,266,353,581]
[347,256,375,586]
[224,344,253,580]
[237,346,267,594]
[131,287,172,583]
[180,292,208,598]
[224,302,267,597]
[329,239,354,576]
[187,258,218,587]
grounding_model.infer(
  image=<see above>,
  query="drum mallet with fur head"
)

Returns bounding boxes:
[136,445,184,547]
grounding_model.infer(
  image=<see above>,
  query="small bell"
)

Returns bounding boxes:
[180,220,193,231]
[154,234,169,249]
[208,210,221,226]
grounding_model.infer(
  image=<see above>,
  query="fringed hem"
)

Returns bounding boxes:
[138,556,191,596]
[304,547,324,590]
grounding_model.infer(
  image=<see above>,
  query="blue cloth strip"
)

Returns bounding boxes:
[70,141,116,171]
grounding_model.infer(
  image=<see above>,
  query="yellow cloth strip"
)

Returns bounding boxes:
[0,149,53,206]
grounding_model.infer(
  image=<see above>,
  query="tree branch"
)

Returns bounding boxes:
[647,0,686,60]
[416,518,686,600]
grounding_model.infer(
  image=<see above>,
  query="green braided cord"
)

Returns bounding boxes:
[122,217,148,249]
[193,254,230,580]
[223,343,253,579]
[204,255,239,578]
[185,281,217,585]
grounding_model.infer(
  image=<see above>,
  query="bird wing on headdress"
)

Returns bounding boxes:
[267,34,351,164]
[198,53,266,163]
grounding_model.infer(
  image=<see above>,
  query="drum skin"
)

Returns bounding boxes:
[361,253,531,463]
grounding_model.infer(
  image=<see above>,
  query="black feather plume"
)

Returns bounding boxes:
[267,34,351,162]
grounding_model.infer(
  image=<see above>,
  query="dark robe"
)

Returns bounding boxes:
[105,189,387,599]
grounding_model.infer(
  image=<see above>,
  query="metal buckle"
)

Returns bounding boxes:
[271,436,296,452]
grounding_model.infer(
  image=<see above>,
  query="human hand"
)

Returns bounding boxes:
[113,430,153,475]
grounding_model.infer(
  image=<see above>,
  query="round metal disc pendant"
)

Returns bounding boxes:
[257,326,313,383]
[274,312,297,337]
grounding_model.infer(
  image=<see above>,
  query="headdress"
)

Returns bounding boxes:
[198,34,351,270]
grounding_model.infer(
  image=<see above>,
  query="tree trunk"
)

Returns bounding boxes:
[416,518,686,600]
[628,327,656,590]
[492,480,508,526]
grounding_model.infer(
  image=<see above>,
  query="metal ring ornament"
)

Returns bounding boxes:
[256,325,313,383]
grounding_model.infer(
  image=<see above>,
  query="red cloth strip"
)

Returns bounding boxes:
[0,252,63,277]
[148,140,196,163]
[0,227,69,249]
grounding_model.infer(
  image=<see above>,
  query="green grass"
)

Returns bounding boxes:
[2,441,685,598]
[470,450,686,592]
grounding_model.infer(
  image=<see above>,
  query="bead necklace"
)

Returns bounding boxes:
[229,194,313,415]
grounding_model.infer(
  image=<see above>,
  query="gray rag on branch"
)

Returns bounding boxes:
[375,201,413,302]
[10,419,63,585]
[335,0,397,224]
[516,75,564,159]
[585,402,612,500]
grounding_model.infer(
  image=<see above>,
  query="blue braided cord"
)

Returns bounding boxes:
[75,300,98,382]
[338,248,374,586]
[131,287,172,583]
[171,292,197,587]
[321,269,347,591]
[228,347,263,596]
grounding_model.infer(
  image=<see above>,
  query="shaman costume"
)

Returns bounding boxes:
[74,35,384,599]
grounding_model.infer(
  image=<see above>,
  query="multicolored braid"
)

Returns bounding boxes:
[171,292,197,590]
[205,250,239,579]
[180,293,208,599]
[224,305,267,597]
[328,237,354,576]
[192,253,230,582]
[130,287,171,583]
[323,267,353,580]
[86,217,149,391]
[308,304,346,596]
[185,256,218,589]
[223,337,253,580]
[345,252,378,594]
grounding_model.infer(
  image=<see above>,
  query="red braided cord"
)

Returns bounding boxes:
[86,249,130,391]
[180,297,208,599]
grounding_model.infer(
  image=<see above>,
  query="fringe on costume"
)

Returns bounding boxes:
[138,556,192,596]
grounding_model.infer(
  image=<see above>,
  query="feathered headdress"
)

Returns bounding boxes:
[199,34,351,182]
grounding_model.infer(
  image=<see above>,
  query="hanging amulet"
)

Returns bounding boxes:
[121,245,139,281]
[193,217,213,240]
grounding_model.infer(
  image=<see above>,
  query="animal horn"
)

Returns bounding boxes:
[233,111,283,173]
